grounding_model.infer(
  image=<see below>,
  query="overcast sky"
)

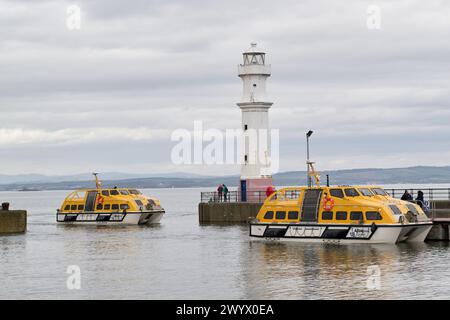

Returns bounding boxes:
[0,0,449,176]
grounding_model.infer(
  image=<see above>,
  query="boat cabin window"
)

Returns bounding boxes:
[366,211,382,220]
[284,190,301,200]
[70,204,77,211]
[120,190,129,195]
[371,188,388,196]
[110,190,119,196]
[358,188,374,196]
[104,204,111,210]
[330,189,344,198]
[101,190,109,196]
[344,188,360,197]
[129,189,141,195]
[288,211,299,220]
[263,211,274,219]
[406,204,419,215]
[336,211,347,220]
[64,205,70,210]
[275,211,286,220]
[96,204,103,210]
[350,211,363,221]
[77,205,84,211]
[120,204,129,210]
[111,204,119,210]
[135,200,143,207]
[322,211,333,220]
[389,205,402,215]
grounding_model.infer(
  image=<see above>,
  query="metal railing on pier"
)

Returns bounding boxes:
[200,190,267,203]
[386,188,450,201]
[201,187,450,205]
[387,188,450,220]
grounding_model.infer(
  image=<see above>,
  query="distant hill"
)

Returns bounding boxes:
[275,166,450,186]
[0,166,449,191]
[0,171,210,185]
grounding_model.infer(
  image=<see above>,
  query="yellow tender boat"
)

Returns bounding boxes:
[249,186,433,244]
[56,174,164,225]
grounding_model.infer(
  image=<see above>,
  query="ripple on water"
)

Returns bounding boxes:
[1,188,450,299]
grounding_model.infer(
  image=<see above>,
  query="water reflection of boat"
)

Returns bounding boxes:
[249,185,432,244]
[243,241,410,299]
[56,174,164,225]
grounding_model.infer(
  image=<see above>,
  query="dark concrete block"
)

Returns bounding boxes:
[198,202,263,223]
[426,223,449,241]
[0,210,27,234]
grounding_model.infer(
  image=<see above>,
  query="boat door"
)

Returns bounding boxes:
[84,191,98,212]
[301,189,323,222]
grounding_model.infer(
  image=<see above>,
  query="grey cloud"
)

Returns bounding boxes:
[0,0,449,174]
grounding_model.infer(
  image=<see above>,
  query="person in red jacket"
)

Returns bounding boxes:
[217,184,223,202]
[266,185,275,198]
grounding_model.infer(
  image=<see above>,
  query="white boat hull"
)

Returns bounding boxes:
[56,210,164,225]
[249,222,433,244]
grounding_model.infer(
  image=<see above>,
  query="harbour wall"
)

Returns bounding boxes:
[0,210,27,234]
[199,202,262,223]
[426,222,449,241]
[427,200,450,240]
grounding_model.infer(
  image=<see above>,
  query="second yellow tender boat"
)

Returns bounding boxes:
[56,174,164,225]
[249,185,433,244]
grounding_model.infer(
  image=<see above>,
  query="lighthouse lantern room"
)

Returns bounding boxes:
[237,43,273,201]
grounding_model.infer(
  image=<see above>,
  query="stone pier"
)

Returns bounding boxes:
[427,222,449,241]
[198,202,262,223]
[0,210,27,234]
[426,200,450,241]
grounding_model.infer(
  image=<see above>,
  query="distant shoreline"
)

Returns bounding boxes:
[1,166,450,191]
[1,182,450,193]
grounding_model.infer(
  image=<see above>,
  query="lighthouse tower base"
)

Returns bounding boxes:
[239,177,273,202]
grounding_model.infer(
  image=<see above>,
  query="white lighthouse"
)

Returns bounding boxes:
[237,43,273,201]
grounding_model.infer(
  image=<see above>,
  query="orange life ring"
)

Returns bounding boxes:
[323,197,334,211]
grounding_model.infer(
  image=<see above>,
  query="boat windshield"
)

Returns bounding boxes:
[358,188,374,196]
[129,189,141,195]
[371,188,388,196]
[67,190,86,200]
[110,189,120,196]
[120,190,130,195]
[344,188,360,197]
[278,189,301,200]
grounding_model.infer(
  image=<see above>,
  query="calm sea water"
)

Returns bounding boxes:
[1,185,450,300]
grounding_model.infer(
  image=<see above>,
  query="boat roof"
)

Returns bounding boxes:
[68,187,140,192]
[277,185,384,190]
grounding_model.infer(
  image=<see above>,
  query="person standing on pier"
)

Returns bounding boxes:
[401,190,413,201]
[266,185,275,198]
[416,191,428,210]
[217,184,223,202]
[222,184,229,202]
[415,190,430,214]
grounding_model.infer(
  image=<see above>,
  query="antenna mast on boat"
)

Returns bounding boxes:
[93,172,101,189]
[308,162,321,187]
[306,130,320,188]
